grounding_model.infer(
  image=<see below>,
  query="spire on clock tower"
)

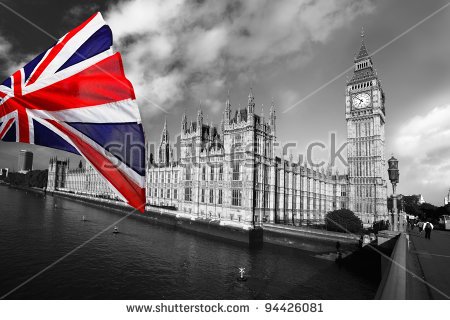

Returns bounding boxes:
[355,26,369,62]
[348,28,376,84]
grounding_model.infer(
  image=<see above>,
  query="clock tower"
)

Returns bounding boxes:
[346,29,388,226]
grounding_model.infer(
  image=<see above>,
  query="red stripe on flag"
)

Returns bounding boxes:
[22,53,135,111]
[27,13,99,86]
[12,71,30,143]
[0,118,15,140]
[13,71,22,97]
[47,120,146,212]
[17,107,30,143]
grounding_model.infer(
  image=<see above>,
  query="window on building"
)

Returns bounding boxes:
[218,164,223,180]
[264,191,269,208]
[232,162,240,180]
[174,172,178,183]
[149,173,152,183]
[209,189,214,204]
[168,173,171,183]
[234,134,241,145]
[218,189,223,204]
[160,189,163,198]
[154,189,157,197]
[210,166,214,181]
[255,137,259,154]
[174,189,177,200]
[264,165,269,184]
[185,166,191,180]
[232,189,242,206]
[167,189,170,198]
[201,189,205,203]
[184,188,191,201]
[202,166,206,180]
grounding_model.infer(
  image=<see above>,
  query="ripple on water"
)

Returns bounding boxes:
[0,186,377,299]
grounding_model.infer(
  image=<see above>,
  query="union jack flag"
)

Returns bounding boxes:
[0,12,146,212]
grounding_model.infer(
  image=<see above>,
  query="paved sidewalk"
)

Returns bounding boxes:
[407,229,450,299]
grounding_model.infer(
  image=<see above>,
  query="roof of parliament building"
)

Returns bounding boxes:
[151,87,348,181]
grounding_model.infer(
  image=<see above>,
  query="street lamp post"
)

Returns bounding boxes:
[388,156,400,231]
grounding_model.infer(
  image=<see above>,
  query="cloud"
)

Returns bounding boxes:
[0,34,12,59]
[0,33,36,78]
[394,105,450,198]
[103,0,375,122]
[0,33,15,79]
[65,3,101,22]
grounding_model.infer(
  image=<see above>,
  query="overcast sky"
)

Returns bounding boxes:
[1,0,450,205]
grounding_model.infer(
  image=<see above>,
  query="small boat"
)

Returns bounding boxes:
[113,226,119,234]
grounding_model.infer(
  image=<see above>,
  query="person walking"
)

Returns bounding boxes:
[424,221,434,240]
[417,221,424,233]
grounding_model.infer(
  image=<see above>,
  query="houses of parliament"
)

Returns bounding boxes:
[47,34,389,228]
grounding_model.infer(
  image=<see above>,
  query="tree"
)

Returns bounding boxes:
[325,209,363,234]
[5,170,48,188]
[388,194,422,217]
[419,202,437,221]
[402,195,422,217]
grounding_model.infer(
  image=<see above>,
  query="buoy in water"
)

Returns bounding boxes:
[113,226,119,234]
[237,267,247,282]
[82,216,86,221]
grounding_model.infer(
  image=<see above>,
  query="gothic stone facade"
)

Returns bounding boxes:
[148,90,349,228]
[47,157,119,200]
[46,35,388,227]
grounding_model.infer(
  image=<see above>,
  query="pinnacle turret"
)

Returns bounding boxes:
[247,87,255,114]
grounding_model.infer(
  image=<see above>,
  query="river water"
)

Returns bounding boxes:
[0,186,377,299]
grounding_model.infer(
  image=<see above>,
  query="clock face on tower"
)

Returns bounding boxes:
[352,92,371,109]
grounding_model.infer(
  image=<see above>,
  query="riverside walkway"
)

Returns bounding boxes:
[407,229,450,299]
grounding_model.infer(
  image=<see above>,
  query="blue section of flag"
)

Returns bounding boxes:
[67,122,145,175]
[2,122,16,142]
[23,50,48,82]
[57,25,113,73]
[1,77,11,88]
[33,120,79,155]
